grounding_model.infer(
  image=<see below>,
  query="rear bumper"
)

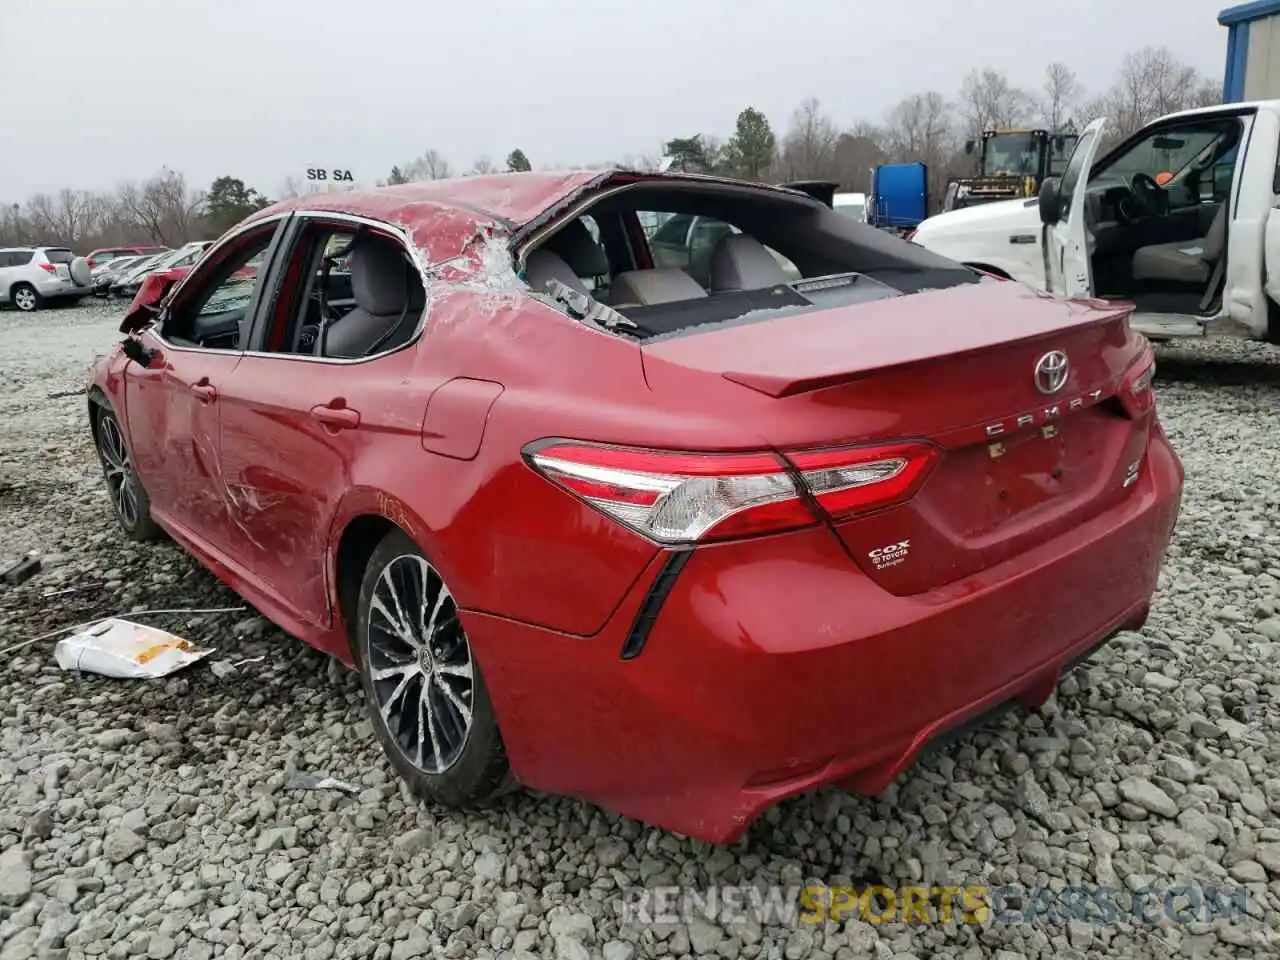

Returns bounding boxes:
[34,277,88,298]
[467,428,1183,843]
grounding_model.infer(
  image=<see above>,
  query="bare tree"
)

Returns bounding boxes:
[469,156,495,175]
[403,149,454,181]
[1039,63,1083,131]
[1088,47,1214,138]
[117,169,204,245]
[883,92,953,162]
[831,122,888,192]
[957,68,1032,136]
[778,97,839,180]
[618,153,661,172]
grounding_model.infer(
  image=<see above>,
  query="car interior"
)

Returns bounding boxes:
[261,225,424,360]
[1082,118,1241,316]
[158,220,428,361]
[520,182,981,339]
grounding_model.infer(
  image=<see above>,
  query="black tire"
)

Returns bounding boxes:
[93,405,162,541]
[353,528,510,807]
[11,283,40,313]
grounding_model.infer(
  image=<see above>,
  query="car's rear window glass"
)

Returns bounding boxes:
[44,249,74,264]
[3,251,34,266]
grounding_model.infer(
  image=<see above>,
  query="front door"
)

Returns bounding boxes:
[1044,118,1106,298]
[122,219,286,559]
[123,328,243,553]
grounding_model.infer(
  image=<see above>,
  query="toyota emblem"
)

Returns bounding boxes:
[1034,350,1069,394]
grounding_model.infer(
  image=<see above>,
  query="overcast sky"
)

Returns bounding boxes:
[0,0,1230,201]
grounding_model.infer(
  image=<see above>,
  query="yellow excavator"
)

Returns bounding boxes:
[943,128,1079,212]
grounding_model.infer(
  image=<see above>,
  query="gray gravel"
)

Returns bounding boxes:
[2,300,1280,959]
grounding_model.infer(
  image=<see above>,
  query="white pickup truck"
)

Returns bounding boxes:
[910,101,1280,343]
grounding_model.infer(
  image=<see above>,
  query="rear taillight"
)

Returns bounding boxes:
[1118,355,1156,419]
[526,440,938,544]
[786,441,938,521]
[905,230,917,243]
[38,263,56,274]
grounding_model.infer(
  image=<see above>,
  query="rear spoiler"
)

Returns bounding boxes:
[777,181,840,207]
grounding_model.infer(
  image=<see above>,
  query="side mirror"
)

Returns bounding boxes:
[964,139,976,156]
[1038,176,1062,225]
[120,336,156,368]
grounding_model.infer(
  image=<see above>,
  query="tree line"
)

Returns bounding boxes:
[0,46,1220,252]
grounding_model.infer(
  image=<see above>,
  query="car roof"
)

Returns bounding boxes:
[256,170,814,231]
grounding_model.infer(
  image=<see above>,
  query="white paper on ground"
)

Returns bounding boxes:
[54,617,214,679]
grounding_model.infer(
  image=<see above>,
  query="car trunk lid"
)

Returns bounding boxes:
[641,281,1154,594]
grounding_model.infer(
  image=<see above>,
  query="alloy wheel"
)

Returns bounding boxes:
[13,287,37,312]
[97,415,139,529]
[366,555,474,774]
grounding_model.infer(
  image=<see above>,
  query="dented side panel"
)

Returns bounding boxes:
[123,332,245,557]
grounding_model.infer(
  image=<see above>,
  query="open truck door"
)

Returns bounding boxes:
[1039,118,1106,298]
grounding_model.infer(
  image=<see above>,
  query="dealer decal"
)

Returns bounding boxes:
[868,539,911,569]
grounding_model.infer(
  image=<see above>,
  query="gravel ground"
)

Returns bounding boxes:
[2,299,1280,960]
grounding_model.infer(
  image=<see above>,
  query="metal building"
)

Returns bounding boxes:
[1220,1,1280,101]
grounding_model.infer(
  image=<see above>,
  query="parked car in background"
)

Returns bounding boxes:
[124,254,257,315]
[0,246,92,311]
[84,246,167,270]
[110,242,209,299]
[93,254,156,297]
[89,170,1181,843]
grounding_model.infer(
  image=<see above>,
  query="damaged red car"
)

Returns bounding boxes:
[86,171,1183,843]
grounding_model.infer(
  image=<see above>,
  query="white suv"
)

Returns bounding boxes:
[0,247,92,312]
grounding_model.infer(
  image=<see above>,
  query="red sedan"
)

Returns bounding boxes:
[87,171,1182,843]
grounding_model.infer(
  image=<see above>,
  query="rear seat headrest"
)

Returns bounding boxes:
[709,233,789,293]
[609,269,708,307]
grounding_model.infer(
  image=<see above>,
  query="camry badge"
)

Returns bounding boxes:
[1034,350,1069,395]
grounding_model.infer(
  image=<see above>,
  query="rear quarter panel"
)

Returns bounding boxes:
[327,291,776,637]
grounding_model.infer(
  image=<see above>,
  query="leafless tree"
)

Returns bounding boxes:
[1088,46,1216,139]
[1039,63,1083,131]
[403,148,454,181]
[957,68,1032,136]
[469,156,495,175]
[883,92,953,162]
[618,153,661,172]
[777,97,839,180]
[831,122,888,192]
[117,168,204,245]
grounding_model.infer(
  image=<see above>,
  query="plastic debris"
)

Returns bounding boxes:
[284,775,359,794]
[54,618,214,679]
[209,655,264,679]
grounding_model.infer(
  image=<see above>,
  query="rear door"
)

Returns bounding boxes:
[1044,118,1106,298]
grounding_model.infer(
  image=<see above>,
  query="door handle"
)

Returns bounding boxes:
[191,381,217,402]
[310,403,360,429]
